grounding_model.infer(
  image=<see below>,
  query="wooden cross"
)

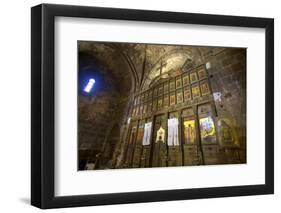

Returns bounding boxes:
[156,60,167,75]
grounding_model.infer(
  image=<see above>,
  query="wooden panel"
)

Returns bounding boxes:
[169,79,175,91]
[182,108,194,117]
[153,100,158,111]
[157,96,163,109]
[197,66,207,80]
[158,84,163,96]
[191,84,201,98]
[182,73,190,86]
[183,87,191,101]
[200,80,211,96]
[190,71,198,83]
[176,89,183,104]
[176,76,182,89]
[164,94,169,107]
[170,92,176,105]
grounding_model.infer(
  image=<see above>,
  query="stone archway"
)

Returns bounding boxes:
[141,48,204,90]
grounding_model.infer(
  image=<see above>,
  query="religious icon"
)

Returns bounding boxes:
[183,119,196,144]
[154,126,167,167]
[199,104,212,114]
[218,119,235,144]
[199,116,216,143]
[156,126,165,143]
[192,85,201,98]
[182,74,190,86]
[158,97,163,109]
[182,108,194,117]
[170,93,176,105]
[190,72,198,83]
[200,81,210,95]
[183,87,191,101]
[198,67,207,79]
[177,90,183,103]
[176,77,182,89]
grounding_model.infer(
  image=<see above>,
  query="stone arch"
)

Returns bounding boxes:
[141,48,204,90]
[79,41,137,94]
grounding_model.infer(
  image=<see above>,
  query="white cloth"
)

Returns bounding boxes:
[142,122,152,145]
[167,118,179,146]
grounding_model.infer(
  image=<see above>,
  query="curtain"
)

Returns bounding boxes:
[167,118,179,146]
[142,122,152,145]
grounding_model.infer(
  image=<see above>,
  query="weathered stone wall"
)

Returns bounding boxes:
[79,93,132,169]
[78,52,133,170]
[205,48,246,163]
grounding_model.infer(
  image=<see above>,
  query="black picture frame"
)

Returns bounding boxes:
[31,3,274,209]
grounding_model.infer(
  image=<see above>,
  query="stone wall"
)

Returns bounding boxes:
[78,52,132,170]
[205,48,246,163]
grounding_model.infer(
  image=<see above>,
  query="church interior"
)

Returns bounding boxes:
[78,41,246,170]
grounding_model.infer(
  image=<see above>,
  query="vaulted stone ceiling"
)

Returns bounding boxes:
[79,41,224,94]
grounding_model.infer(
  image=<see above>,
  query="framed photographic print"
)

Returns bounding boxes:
[31,3,274,209]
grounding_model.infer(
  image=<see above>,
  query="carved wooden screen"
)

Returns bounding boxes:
[124,124,137,167]
[132,120,145,168]
[152,115,167,167]
[140,117,153,168]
